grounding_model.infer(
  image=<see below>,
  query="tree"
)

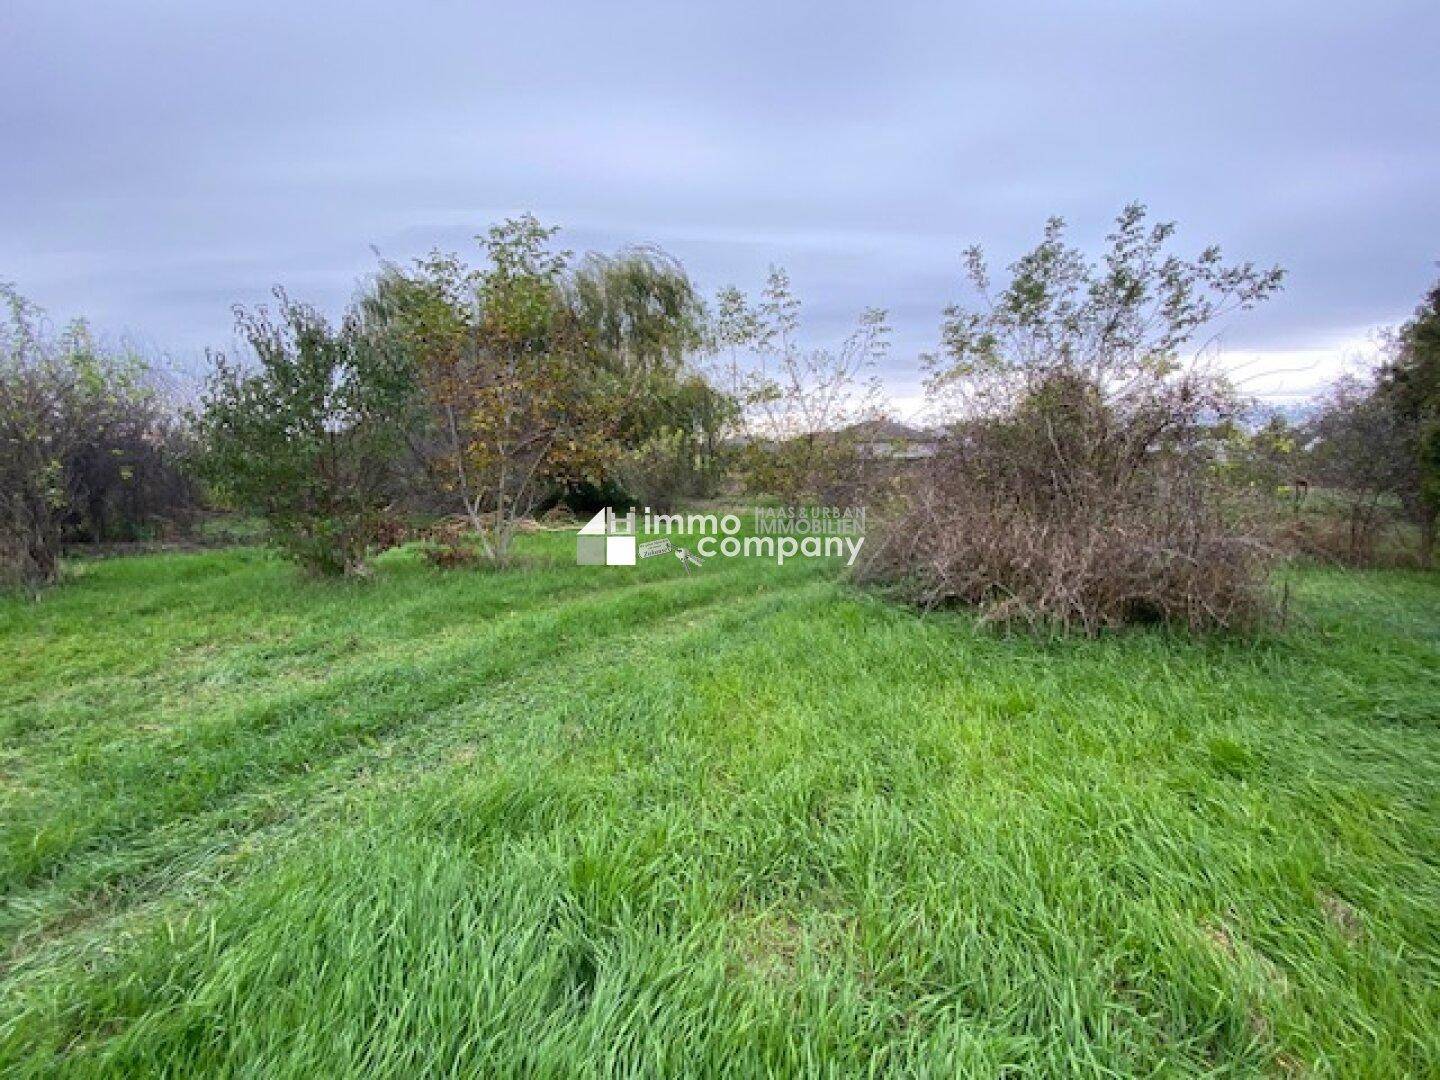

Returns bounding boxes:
[1302,282,1440,568]
[711,268,889,501]
[1306,374,1412,563]
[0,286,86,587]
[1224,412,1303,497]
[565,249,729,507]
[197,293,414,576]
[862,204,1286,633]
[0,285,195,589]
[368,218,714,560]
[1377,280,1440,565]
[60,363,197,544]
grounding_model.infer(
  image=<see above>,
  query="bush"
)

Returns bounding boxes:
[416,517,484,568]
[860,382,1276,633]
[1274,487,1421,569]
[612,428,715,512]
[1,285,197,589]
[197,292,415,577]
[861,205,1284,635]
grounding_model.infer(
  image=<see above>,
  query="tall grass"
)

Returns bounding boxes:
[1,538,1436,1075]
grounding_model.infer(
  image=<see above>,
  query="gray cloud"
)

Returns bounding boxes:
[3,0,1436,404]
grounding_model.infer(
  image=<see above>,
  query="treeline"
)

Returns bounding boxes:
[1238,286,1439,568]
[1,217,881,587]
[3,208,1436,633]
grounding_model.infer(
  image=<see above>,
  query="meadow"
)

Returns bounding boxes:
[0,534,1436,1076]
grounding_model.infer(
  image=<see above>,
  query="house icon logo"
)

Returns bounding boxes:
[576,508,636,566]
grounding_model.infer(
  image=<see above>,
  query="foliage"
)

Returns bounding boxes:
[1,543,1437,1075]
[1302,281,1440,568]
[712,268,889,501]
[612,426,715,512]
[1377,279,1440,563]
[367,219,716,561]
[1304,374,1412,565]
[197,292,414,576]
[0,288,83,587]
[566,248,706,387]
[0,285,194,590]
[926,203,1283,414]
[569,250,733,505]
[1221,413,1303,495]
[864,205,1285,633]
[415,515,486,568]
[54,358,198,546]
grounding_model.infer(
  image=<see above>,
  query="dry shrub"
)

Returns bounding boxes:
[859,205,1285,635]
[1278,510,1421,570]
[537,505,580,528]
[417,516,484,569]
[0,536,35,593]
[861,386,1275,634]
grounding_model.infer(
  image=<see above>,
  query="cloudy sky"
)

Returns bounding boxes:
[3,1,1436,412]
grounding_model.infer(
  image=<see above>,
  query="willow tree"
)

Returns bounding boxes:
[369,217,711,562]
[568,249,734,507]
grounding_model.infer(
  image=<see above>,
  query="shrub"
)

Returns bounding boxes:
[0,285,196,589]
[197,292,414,577]
[0,290,80,588]
[416,517,484,568]
[613,427,712,513]
[861,205,1284,635]
[1279,511,1420,569]
[860,385,1276,633]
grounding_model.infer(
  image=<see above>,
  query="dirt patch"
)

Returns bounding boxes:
[1318,892,1363,941]
[1203,919,1238,960]
[730,908,806,983]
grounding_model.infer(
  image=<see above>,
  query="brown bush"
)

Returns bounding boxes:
[859,205,1284,635]
[859,376,1277,635]
[416,516,484,568]
[1277,507,1422,569]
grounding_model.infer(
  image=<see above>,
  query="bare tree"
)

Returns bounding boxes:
[711,268,889,501]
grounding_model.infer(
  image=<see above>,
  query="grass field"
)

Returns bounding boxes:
[1,535,1437,1076]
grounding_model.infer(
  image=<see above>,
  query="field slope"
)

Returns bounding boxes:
[1,536,1437,1076]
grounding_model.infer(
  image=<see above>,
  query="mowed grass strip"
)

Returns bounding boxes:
[0,542,1437,1076]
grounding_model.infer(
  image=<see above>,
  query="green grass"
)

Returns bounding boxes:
[0,536,1436,1076]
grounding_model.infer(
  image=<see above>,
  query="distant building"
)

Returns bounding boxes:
[841,419,940,460]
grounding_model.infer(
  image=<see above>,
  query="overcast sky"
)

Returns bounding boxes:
[3,1,1436,411]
